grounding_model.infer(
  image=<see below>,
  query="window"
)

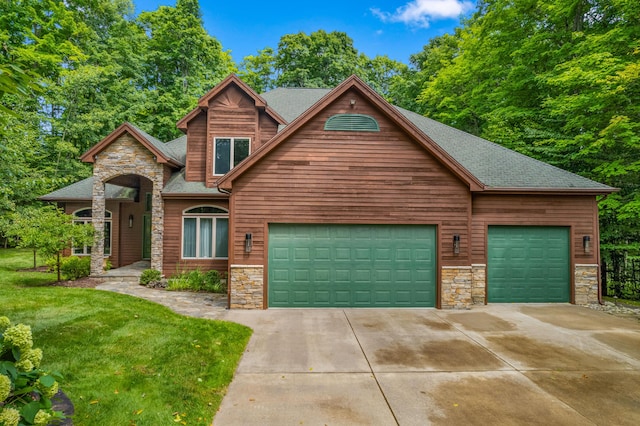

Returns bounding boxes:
[182,206,229,259]
[214,137,250,175]
[72,208,112,256]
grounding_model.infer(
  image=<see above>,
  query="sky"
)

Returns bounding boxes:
[134,0,476,65]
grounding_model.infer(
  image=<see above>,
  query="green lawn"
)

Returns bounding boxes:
[0,249,252,425]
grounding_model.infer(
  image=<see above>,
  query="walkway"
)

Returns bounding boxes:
[95,262,228,319]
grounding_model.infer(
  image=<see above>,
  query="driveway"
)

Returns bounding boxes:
[214,305,640,425]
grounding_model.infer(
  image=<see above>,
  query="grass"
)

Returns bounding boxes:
[0,249,252,426]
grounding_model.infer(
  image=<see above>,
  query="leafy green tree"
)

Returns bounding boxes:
[5,206,94,279]
[137,0,235,140]
[397,0,640,257]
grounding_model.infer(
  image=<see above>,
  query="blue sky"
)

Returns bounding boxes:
[134,0,475,65]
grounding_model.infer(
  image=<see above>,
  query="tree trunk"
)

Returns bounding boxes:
[33,249,37,269]
[57,252,61,282]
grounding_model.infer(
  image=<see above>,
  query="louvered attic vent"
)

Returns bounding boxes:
[324,114,380,132]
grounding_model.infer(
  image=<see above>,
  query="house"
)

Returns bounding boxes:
[41,74,616,309]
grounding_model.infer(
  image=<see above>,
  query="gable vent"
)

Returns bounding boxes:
[324,114,380,132]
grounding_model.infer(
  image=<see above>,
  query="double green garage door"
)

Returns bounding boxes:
[268,224,570,307]
[269,224,437,307]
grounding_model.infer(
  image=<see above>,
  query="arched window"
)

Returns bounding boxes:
[72,208,112,256]
[182,206,229,259]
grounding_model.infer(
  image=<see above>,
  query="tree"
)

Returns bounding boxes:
[5,206,94,280]
[395,0,640,259]
[137,0,235,140]
[239,30,407,96]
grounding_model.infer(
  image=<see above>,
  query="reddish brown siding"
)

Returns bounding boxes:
[162,198,230,276]
[186,111,207,182]
[471,194,599,264]
[206,86,258,187]
[258,112,279,146]
[229,89,472,269]
[118,178,153,267]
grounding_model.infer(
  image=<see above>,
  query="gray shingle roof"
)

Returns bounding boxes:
[261,88,331,123]
[394,108,613,191]
[39,177,137,201]
[162,170,226,196]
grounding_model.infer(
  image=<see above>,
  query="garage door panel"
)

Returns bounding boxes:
[269,224,436,307]
[488,226,569,303]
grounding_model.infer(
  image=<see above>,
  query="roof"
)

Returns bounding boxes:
[39,177,137,201]
[261,88,331,123]
[45,75,615,202]
[394,108,614,192]
[162,170,227,197]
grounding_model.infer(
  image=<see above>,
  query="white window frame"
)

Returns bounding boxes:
[213,137,251,175]
[72,208,112,256]
[181,206,229,259]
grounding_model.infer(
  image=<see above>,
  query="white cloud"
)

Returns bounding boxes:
[372,0,474,28]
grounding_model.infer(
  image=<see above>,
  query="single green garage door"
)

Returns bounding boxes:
[488,226,570,303]
[268,224,436,307]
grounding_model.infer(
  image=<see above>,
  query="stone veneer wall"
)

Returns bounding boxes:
[90,134,165,275]
[471,264,486,305]
[575,264,599,305]
[230,265,264,309]
[441,266,472,309]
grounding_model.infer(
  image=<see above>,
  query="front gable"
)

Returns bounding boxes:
[217,75,483,192]
[80,122,183,168]
[176,74,285,187]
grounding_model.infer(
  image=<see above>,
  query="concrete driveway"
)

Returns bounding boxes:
[214,305,640,425]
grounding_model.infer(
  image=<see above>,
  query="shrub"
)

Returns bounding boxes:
[60,256,91,280]
[139,269,162,287]
[0,316,64,425]
[167,269,227,293]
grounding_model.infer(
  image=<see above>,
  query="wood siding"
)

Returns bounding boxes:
[472,194,599,264]
[204,85,279,187]
[229,89,472,269]
[118,178,153,267]
[162,198,230,275]
[186,111,207,182]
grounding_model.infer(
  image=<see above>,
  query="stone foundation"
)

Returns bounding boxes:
[441,266,472,309]
[230,265,264,309]
[471,264,486,305]
[575,264,599,305]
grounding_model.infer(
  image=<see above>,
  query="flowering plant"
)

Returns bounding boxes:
[0,317,64,426]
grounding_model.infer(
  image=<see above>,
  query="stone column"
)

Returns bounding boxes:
[575,264,599,305]
[471,264,486,305]
[229,265,264,309]
[90,179,106,275]
[150,183,164,272]
[441,266,472,309]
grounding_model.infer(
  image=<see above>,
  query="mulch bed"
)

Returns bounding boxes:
[19,266,104,288]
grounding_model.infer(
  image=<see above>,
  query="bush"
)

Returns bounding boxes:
[0,316,64,425]
[139,269,162,287]
[60,256,91,280]
[167,269,227,293]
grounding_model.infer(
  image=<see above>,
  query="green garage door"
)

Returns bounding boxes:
[488,226,570,303]
[269,224,436,307]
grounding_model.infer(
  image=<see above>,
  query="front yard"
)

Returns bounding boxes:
[0,249,251,425]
